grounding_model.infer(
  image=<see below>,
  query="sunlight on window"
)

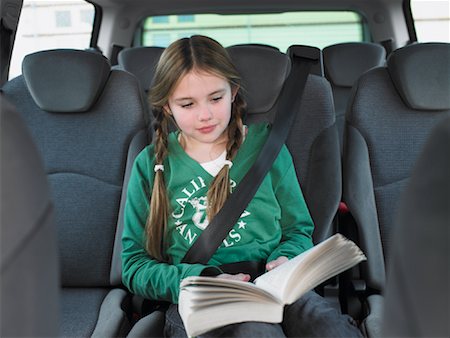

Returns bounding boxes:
[411,0,450,42]
[9,0,94,79]
[141,12,364,51]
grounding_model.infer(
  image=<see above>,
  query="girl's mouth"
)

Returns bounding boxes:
[198,125,216,134]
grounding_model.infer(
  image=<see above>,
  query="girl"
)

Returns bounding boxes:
[122,35,362,337]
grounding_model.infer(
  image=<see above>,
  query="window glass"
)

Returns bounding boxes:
[140,12,364,50]
[178,15,195,23]
[55,10,72,28]
[411,0,450,42]
[152,16,169,24]
[9,0,95,79]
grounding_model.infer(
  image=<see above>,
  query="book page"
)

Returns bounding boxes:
[254,250,311,300]
[179,282,283,337]
[180,276,282,303]
[254,234,366,304]
[179,283,284,337]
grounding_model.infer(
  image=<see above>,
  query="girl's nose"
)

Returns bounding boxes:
[198,104,213,121]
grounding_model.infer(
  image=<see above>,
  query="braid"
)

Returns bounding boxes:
[207,94,246,220]
[145,108,170,261]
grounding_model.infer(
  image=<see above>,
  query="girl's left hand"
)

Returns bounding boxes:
[266,256,288,271]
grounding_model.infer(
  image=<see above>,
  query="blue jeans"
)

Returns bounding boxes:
[164,291,363,337]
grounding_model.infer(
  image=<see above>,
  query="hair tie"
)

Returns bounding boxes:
[154,164,164,172]
[224,160,233,169]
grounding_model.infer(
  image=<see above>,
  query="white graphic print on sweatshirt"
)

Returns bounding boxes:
[171,175,251,247]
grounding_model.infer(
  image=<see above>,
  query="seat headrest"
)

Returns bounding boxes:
[22,49,111,113]
[117,46,165,92]
[227,45,290,114]
[387,42,450,110]
[323,42,386,87]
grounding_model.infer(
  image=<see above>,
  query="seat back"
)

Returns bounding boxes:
[342,42,450,333]
[2,49,148,336]
[228,44,340,243]
[117,46,165,94]
[323,42,386,151]
[0,95,59,337]
[382,116,450,337]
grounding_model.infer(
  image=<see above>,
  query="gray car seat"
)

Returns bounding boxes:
[117,46,165,94]
[229,44,341,243]
[0,95,59,337]
[323,42,386,152]
[2,49,149,337]
[342,42,450,337]
[382,116,450,337]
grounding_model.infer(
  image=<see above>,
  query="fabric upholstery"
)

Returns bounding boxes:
[342,42,450,335]
[2,49,148,337]
[387,42,450,110]
[382,117,450,337]
[228,44,340,243]
[118,46,165,93]
[0,96,59,337]
[60,288,110,337]
[323,42,386,151]
[127,310,166,337]
[4,70,147,286]
[323,42,386,87]
[22,49,110,113]
[92,288,132,337]
[228,45,291,114]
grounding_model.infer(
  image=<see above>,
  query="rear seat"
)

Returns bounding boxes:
[228,44,340,243]
[341,42,450,337]
[382,116,450,337]
[2,49,149,337]
[323,42,386,152]
[1,95,59,337]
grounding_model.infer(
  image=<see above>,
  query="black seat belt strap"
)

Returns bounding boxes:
[182,46,320,265]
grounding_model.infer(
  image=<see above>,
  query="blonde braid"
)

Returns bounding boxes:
[206,94,246,220]
[145,109,170,261]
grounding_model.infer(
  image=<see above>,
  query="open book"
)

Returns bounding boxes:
[179,233,366,336]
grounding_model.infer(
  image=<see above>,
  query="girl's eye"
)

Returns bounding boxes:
[212,96,223,102]
[181,103,193,108]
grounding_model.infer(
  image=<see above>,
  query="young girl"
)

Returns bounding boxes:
[122,35,362,337]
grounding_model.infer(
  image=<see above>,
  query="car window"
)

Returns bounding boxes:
[9,0,95,79]
[411,0,450,42]
[138,11,366,51]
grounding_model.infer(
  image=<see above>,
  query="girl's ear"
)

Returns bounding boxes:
[231,85,240,102]
[163,104,172,116]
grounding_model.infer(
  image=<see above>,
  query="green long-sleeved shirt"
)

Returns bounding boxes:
[121,123,314,303]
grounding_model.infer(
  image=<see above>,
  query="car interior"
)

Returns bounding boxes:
[1,0,449,337]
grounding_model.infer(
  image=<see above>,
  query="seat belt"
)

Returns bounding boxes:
[182,46,320,266]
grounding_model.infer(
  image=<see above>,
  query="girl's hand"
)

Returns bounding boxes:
[266,256,288,271]
[216,273,251,282]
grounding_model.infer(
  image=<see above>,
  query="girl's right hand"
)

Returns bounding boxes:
[216,273,251,282]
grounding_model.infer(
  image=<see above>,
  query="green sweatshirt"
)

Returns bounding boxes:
[121,123,314,304]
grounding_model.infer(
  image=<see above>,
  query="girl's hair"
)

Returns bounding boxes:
[146,35,246,260]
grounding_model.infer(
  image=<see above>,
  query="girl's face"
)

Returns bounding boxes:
[166,69,236,153]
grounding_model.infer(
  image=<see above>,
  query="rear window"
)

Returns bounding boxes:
[9,0,95,79]
[138,11,366,51]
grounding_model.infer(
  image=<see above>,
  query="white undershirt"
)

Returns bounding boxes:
[200,150,227,177]
[183,125,247,177]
